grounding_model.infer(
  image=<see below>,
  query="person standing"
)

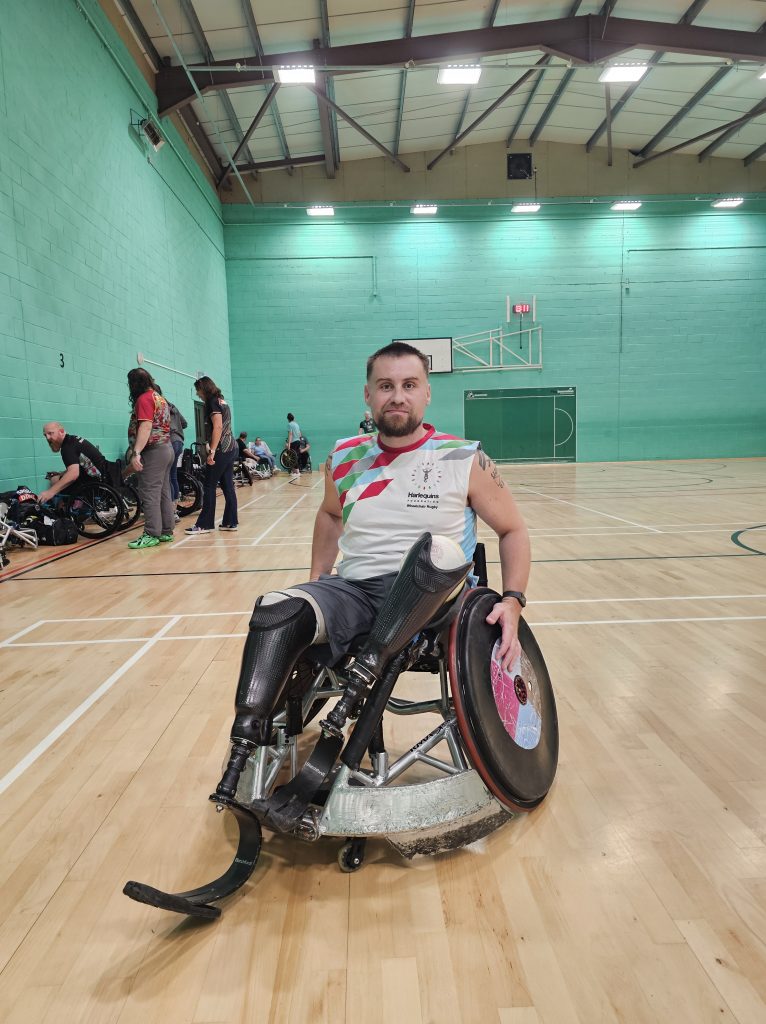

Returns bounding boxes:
[126,368,175,549]
[167,400,187,520]
[359,410,375,434]
[286,413,303,476]
[185,376,238,535]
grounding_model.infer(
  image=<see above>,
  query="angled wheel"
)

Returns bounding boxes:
[177,471,202,517]
[73,484,124,537]
[117,482,141,529]
[280,447,298,472]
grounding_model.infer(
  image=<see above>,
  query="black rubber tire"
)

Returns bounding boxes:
[73,484,125,537]
[177,471,202,517]
[118,482,141,529]
[280,447,298,472]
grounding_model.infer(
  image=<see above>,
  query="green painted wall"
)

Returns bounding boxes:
[224,203,766,464]
[0,0,230,493]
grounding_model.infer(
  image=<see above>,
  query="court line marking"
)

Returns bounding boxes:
[517,484,662,532]
[251,494,309,546]
[0,620,45,647]
[7,613,766,648]
[0,616,181,797]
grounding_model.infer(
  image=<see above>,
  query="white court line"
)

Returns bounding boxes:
[0,620,45,647]
[518,485,662,533]
[532,615,766,627]
[533,593,766,605]
[0,616,181,797]
[522,528,747,539]
[251,494,308,547]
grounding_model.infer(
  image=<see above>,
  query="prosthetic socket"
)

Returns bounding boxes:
[321,533,471,736]
[215,596,316,800]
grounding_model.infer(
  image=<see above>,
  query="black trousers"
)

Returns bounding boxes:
[196,446,238,529]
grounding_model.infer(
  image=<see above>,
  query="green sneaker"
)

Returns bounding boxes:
[158,533,174,543]
[128,533,160,549]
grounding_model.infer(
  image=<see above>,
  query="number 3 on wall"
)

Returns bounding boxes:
[59,353,65,368]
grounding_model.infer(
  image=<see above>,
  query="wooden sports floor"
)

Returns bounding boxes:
[1,458,765,1024]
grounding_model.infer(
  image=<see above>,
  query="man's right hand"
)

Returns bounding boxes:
[38,489,54,504]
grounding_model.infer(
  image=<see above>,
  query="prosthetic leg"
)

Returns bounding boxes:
[320,533,471,738]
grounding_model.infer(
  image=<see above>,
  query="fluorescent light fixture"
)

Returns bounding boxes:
[437,65,482,85]
[599,63,648,83]
[511,203,541,213]
[411,204,438,215]
[307,205,334,216]
[610,201,642,211]
[274,66,315,84]
[712,197,744,208]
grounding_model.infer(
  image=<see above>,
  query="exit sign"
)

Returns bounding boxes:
[513,303,531,314]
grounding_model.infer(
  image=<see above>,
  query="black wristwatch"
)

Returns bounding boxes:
[502,590,527,608]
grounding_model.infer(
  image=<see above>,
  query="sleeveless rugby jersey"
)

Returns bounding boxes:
[330,424,479,580]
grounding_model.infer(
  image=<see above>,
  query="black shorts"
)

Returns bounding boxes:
[291,572,397,660]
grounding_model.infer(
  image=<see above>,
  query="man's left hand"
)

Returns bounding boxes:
[485,598,522,671]
[130,454,143,474]
[38,489,53,504]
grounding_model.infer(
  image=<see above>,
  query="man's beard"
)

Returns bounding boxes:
[377,409,422,438]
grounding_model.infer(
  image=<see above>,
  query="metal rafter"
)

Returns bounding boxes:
[116,0,162,68]
[218,84,281,188]
[636,19,766,159]
[241,1,292,167]
[632,99,766,167]
[743,141,766,167]
[428,60,548,170]
[156,16,766,115]
[177,0,257,168]
[318,0,341,171]
[506,1,584,147]
[178,104,224,178]
[305,85,410,172]
[586,0,710,153]
[234,155,327,174]
[393,0,416,156]
[529,1,618,147]
[453,1,502,140]
[698,96,766,161]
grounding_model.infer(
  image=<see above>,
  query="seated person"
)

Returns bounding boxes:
[38,422,107,505]
[236,431,258,462]
[297,435,310,471]
[214,342,530,802]
[250,437,276,470]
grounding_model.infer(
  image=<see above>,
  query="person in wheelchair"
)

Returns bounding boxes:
[38,422,107,505]
[215,341,530,804]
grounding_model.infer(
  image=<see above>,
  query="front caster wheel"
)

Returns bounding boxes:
[338,837,366,873]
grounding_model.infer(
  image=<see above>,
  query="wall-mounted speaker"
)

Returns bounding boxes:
[507,153,533,180]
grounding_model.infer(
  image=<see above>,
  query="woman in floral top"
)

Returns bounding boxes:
[126,368,175,548]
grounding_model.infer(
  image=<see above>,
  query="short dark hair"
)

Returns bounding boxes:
[239,431,247,439]
[366,342,429,380]
[287,413,294,421]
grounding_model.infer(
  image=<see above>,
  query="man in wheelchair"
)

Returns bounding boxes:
[216,343,530,798]
[125,341,542,919]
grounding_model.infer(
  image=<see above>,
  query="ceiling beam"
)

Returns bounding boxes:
[218,84,281,188]
[698,97,766,161]
[318,0,341,171]
[529,1,617,147]
[306,86,410,172]
[156,16,766,114]
[116,0,162,68]
[178,105,224,179]
[635,18,766,159]
[743,141,766,167]
[632,99,766,167]
[585,0,710,153]
[393,0,417,156]
[241,1,292,167]
[234,155,327,174]
[315,74,338,178]
[453,0,503,140]
[506,1,584,146]
[428,62,547,170]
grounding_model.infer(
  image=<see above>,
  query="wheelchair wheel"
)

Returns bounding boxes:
[117,482,141,529]
[252,460,272,480]
[72,484,124,537]
[238,461,254,487]
[449,588,558,812]
[177,471,202,517]
[280,447,298,472]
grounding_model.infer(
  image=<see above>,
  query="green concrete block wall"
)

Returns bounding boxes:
[0,0,231,493]
[224,205,766,464]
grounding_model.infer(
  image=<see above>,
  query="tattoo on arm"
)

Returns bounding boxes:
[325,455,332,473]
[476,450,505,488]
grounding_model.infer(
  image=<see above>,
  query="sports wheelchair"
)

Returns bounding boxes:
[124,534,557,920]
[280,439,312,474]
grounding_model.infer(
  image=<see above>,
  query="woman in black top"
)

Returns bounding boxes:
[185,376,239,534]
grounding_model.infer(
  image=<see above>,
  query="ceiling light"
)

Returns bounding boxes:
[307,205,334,216]
[411,204,438,215]
[274,66,315,84]
[611,201,642,211]
[437,65,482,85]
[511,203,541,213]
[712,197,744,208]
[599,63,648,83]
